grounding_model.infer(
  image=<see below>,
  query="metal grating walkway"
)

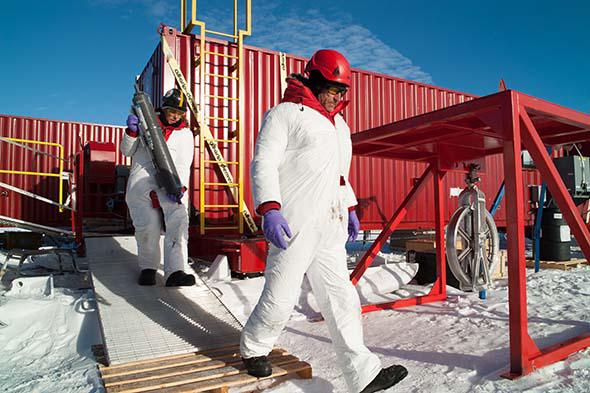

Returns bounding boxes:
[83,236,242,365]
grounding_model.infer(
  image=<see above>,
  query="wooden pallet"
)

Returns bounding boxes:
[526,258,589,270]
[97,344,312,393]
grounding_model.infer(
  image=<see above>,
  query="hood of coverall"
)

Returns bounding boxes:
[281,75,349,125]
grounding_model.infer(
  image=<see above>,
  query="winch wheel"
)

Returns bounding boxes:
[446,206,500,291]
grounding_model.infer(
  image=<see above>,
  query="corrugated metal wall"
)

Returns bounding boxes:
[0,114,127,226]
[138,29,538,230]
[2,31,540,229]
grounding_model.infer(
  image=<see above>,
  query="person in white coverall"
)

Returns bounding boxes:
[240,50,408,393]
[120,88,196,287]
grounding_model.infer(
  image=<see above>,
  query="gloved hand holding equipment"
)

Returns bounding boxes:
[263,209,292,250]
[126,114,139,133]
[167,188,185,204]
[348,210,360,242]
[132,83,184,200]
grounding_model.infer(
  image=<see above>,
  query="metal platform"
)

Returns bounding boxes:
[350,89,590,378]
[83,236,242,365]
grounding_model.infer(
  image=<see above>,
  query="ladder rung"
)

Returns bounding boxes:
[204,204,239,208]
[204,160,239,164]
[203,51,238,59]
[204,138,238,143]
[203,226,240,230]
[206,95,239,101]
[204,182,239,186]
[205,73,238,80]
[206,116,239,122]
[204,30,237,39]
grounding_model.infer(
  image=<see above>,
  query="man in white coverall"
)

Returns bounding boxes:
[240,50,408,392]
[120,88,196,287]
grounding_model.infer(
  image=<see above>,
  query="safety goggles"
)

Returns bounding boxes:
[325,85,348,96]
[165,108,185,116]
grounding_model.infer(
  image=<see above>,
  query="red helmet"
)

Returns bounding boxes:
[304,49,351,87]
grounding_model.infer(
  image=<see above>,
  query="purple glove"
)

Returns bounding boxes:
[348,210,360,242]
[263,210,292,250]
[166,190,184,204]
[126,114,139,133]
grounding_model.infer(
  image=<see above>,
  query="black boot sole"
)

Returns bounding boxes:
[361,365,408,393]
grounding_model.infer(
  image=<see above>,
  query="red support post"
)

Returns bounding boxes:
[432,160,447,296]
[350,164,433,285]
[501,92,539,378]
[72,151,86,257]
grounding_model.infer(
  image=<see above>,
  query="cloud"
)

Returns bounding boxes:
[89,0,177,23]
[92,0,432,84]
[245,4,433,84]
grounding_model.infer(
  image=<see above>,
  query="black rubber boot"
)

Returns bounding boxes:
[138,269,157,286]
[165,270,196,287]
[360,365,408,393]
[242,356,272,378]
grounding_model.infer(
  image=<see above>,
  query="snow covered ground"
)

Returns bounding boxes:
[1,233,590,393]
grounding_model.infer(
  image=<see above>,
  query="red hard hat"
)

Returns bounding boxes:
[304,49,351,87]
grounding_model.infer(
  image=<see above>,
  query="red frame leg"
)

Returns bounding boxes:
[351,162,450,313]
[501,92,540,377]
[501,92,590,378]
[72,151,86,257]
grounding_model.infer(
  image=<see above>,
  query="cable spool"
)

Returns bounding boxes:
[446,205,500,291]
[445,164,500,292]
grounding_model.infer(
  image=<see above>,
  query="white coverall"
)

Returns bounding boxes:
[240,102,382,392]
[120,123,194,279]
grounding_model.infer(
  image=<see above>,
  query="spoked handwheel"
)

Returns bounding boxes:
[446,205,500,292]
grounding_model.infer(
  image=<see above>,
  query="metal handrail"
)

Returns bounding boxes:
[0,136,67,212]
[181,0,251,40]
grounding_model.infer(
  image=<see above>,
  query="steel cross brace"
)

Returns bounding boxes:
[350,162,449,313]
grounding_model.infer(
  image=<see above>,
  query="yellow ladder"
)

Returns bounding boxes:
[180,0,253,235]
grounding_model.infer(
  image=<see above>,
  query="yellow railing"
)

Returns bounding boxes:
[180,0,252,234]
[0,136,67,212]
[181,0,251,40]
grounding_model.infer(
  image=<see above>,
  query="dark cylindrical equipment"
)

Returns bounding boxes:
[539,207,571,261]
[132,86,183,196]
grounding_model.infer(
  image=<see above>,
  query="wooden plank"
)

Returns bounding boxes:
[525,258,589,270]
[405,238,464,253]
[104,355,308,393]
[99,344,245,374]
[155,361,312,393]
[103,352,294,388]
[492,250,508,280]
[101,347,287,378]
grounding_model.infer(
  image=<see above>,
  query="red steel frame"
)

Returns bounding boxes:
[350,90,590,377]
[72,150,86,257]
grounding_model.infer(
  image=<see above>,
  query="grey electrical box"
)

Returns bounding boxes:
[553,156,590,199]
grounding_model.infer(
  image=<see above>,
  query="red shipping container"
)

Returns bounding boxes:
[137,28,538,230]
[1,30,541,230]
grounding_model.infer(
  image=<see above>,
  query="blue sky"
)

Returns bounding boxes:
[1,0,589,125]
